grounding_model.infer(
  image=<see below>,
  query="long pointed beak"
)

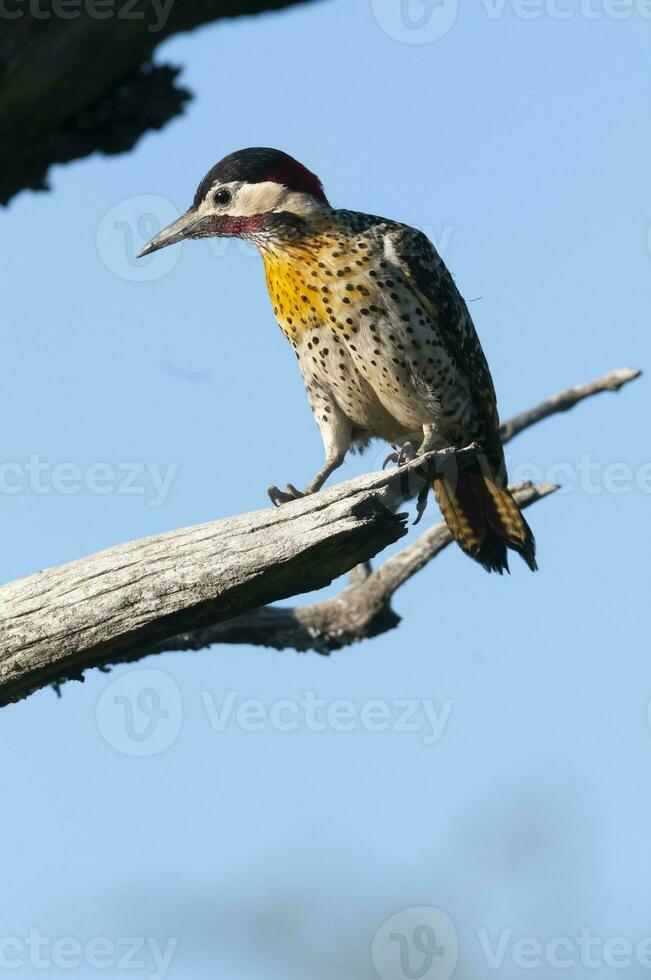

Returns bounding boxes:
[137,208,202,258]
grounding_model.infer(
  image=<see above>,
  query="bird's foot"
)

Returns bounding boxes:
[267,483,304,507]
[382,441,417,470]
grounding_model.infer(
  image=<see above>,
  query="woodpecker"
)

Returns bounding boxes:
[138,147,536,573]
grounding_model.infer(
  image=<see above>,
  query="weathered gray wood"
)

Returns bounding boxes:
[0,444,479,707]
[143,367,642,659]
[150,481,558,657]
[0,367,640,707]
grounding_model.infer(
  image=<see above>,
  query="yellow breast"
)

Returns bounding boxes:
[262,246,328,340]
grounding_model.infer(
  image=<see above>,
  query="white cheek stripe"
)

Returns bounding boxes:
[198,180,322,220]
[232,181,287,215]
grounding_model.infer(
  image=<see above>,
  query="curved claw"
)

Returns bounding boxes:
[384,442,417,470]
[267,484,305,507]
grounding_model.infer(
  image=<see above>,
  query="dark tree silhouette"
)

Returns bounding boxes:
[0,0,315,204]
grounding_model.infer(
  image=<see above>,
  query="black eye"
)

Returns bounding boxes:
[212,188,232,207]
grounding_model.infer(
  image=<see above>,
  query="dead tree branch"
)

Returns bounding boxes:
[0,367,640,706]
[150,480,558,657]
[143,366,641,657]
[499,367,641,442]
[0,445,482,707]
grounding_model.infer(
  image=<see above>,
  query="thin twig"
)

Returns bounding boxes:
[500,367,641,443]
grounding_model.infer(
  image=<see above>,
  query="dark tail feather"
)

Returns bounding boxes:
[434,469,537,574]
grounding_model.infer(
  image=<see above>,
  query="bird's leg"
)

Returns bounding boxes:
[389,422,445,524]
[385,424,447,469]
[383,434,432,522]
[268,393,351,507]
[268,450,346,507]
[384,422,447,469]
[417,423,446,455]
[412,425,449,525]
[304,450,347,493]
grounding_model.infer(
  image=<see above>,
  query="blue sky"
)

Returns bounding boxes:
[1,1,650,977]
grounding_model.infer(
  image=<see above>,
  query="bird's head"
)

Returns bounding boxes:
[137,147,329,258]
